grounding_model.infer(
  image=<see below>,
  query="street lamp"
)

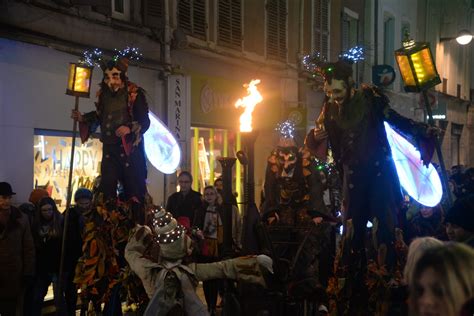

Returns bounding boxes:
[440,29,473,45]
[59,62,94,303]
[394,39,452,207]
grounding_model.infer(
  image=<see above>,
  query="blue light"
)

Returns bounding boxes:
[384,122,442,207]
[144,112,181,174]
[339,46,365,63]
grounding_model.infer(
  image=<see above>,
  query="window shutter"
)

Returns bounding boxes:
[143,0,164,28]
[321,0,329,57]
[178,0,193,33]
[193,0,206,39]
[218,0,242,49]
[178,0,207,40]
[266,0,287,61]
[313,0,329,58]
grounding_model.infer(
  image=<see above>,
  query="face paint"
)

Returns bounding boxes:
[324,79,348,105]
[104,67,123,91]
[277,148,298,174]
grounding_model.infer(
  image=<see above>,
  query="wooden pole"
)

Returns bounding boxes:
[58,95,80,301]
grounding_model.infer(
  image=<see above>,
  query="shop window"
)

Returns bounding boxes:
[218,0,242,49]
[190,127,241,196]
[178,0,207,40]
[33,130,102,211]
[313,0,329,58]
[266,0,287,62]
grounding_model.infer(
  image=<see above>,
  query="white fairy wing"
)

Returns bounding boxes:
[144,111,181,174]
[384,122,442,207]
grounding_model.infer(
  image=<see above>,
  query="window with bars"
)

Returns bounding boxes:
[178,0,207,40]
[313,0,329,59]
[218,0,242,49]
[266,0,287,61]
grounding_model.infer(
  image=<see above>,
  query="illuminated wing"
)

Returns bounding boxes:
[144,112,181,174]
[384,122,442,207]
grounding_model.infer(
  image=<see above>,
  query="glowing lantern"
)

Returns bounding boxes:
[66,63,93,98]
[235,79,263,132]
[394,40,441,92]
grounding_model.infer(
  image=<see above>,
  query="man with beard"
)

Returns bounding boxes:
[71,57,150,223]
[305,60,438,313]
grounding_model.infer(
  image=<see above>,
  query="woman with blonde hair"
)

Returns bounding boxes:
[409,242,474,316]
[403,237,444,285]
[193,185,242,315]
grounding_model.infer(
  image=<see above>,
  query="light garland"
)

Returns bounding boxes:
[276,120,296,139]
[301,52,327,77]
[339,46,365,64]
[81,48,103,67]
[114,47,143,61]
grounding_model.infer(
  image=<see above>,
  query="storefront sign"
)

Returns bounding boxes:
[168,75,191,169]
[191,74,280,130]
[200,83,234,113]
[284,107,307,129]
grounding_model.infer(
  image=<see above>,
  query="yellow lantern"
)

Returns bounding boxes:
[66,63,93,98]
[394,40,441,92]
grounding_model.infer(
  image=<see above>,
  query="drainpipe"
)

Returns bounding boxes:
[299,0,305,55]
[163,0,172,200]
[374,0,378,65]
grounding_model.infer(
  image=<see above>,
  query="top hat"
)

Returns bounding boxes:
[0,182,16,196]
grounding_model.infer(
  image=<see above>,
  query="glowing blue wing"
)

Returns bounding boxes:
[384,122,442,207]
[144,112,181,174]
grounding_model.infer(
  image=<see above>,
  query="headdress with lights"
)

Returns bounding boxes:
[301,46,365,83]
[151,208,186,244]
[275,120,297,148]
[150,207,191,260]
[80,47,142,73]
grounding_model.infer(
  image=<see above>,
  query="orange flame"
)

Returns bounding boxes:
[235,79,263,132]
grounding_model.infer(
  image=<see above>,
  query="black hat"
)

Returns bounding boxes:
[445,194,474,233]
[0,182,16,196]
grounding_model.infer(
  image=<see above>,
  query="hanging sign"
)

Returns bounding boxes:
[372,65,396,86]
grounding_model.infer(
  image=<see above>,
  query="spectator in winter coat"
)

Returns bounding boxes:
[0,182,35,316]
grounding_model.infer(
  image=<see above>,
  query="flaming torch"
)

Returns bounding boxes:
[235,79,263,132]
[234,79,263,254]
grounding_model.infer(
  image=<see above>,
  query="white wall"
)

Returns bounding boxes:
[0,38,166,205]
[377,0,418,93]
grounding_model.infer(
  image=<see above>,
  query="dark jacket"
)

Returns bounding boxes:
[0,206,35,299]
[32,216,63,274]
[63,206,85,273]
[166,190,202,224]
